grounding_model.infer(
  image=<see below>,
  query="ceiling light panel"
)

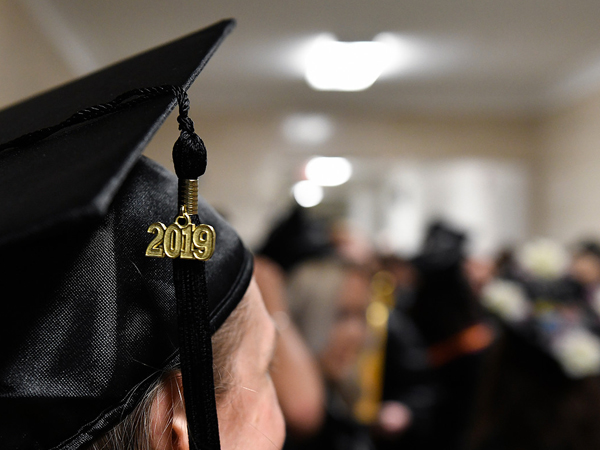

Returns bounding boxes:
[305,34,394,91]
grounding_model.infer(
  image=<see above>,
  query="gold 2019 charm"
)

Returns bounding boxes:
[145,207,215,261]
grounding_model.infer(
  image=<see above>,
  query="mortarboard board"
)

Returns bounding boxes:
[0,19,253,450]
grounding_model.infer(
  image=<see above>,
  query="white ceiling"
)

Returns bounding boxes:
[8,0,600,117]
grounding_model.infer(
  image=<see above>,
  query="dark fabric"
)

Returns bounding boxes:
[485,273,599,376]
[402,221,486,449]
[0,20,252,450]
[174,254,220,450]
[380,302,437,449]
[0,157,253,449]
[0,20,233,144]
[410,221,482,345]
[0,19,235,247]
[429,352,486,450]
[0,19,252,450]
[468,334,600,450]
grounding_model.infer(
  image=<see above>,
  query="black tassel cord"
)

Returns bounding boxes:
[0,86,220,450]
[170,88,220,450]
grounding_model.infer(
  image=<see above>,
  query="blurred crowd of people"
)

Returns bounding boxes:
[254,205,600,450]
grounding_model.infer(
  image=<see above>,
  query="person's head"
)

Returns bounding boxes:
[329,220,375,267]
[571,241,600,286]
[0,20,285,450]
[287,258,371,383]
[88,278,285,450]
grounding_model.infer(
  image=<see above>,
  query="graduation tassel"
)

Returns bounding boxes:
[170,86,221,450]
[0,84,221,450]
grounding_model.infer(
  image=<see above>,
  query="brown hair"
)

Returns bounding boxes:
[87,296,250,450]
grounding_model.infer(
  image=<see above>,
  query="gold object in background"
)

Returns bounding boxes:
[354,270,396,424]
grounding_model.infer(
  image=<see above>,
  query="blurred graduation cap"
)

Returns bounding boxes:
[410,221,484,349]
[413,220,467,271]
[0,19,253,450]
[257,205,333,272]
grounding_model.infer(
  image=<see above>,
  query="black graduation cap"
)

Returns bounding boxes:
[0,20,253,450]
[410,221,482,346]
[257,205,333,272]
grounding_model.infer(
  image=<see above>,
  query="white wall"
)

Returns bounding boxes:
[0,2,72,108]
[533,90,600,244]
[144,111,535,249]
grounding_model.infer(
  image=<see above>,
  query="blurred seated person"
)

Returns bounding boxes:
[284,257,375,450]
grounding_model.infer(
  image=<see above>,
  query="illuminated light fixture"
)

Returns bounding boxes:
[305,156,352,186]
[282,113,333,145]
[305,34,394,91]
[373,32,422,78]
[292,180,323,208]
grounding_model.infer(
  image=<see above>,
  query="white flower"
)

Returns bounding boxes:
[517,238,569,279]
[482,280,531,322]
[552,327,600,378]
